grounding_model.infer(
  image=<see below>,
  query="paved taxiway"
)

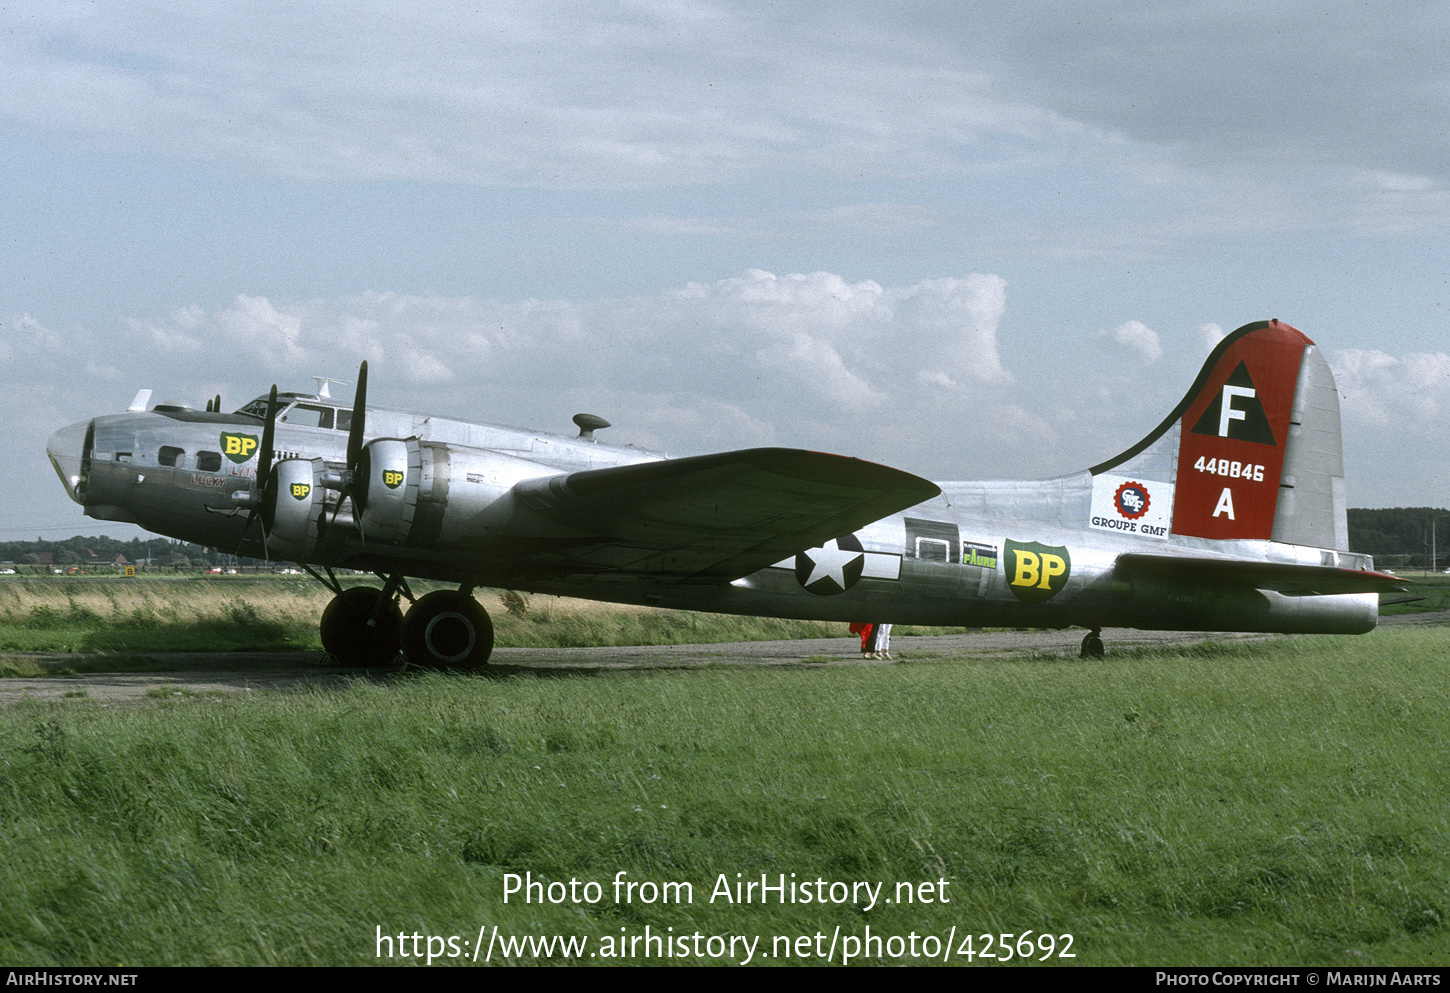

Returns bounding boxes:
[0,624,1300,705]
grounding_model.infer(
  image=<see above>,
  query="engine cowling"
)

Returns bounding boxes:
[354,438,415,543]
[261,457,327,560]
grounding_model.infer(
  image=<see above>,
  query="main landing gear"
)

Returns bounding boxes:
[1079,627,1105,658]
[400,590,494,669]
[317,578,495,669]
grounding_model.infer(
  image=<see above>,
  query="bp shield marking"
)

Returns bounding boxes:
[383,469,405,489]
[290,482,311,501]
[1004,539,1071,604]
[221,432,259,464]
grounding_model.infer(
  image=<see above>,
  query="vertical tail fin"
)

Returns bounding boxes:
[1090,320,1347,549]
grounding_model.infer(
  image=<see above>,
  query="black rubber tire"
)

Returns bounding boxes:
[400,590,494,669]
[320,587,402,667]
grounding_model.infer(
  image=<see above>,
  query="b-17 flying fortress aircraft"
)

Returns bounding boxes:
[46,320,1404,667]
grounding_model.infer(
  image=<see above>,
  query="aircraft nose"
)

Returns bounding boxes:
[47,419,91,505]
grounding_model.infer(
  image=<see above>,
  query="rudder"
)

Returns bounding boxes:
[1090,320,1347,549]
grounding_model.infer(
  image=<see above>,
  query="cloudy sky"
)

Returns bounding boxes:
[5,1,1450,543]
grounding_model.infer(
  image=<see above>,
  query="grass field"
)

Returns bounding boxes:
[0,622,1447,966]
[0,579,902,658]
[1,574,1442,659]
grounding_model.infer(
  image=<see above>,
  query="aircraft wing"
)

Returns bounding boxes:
[1116,553,1410,596]
[493,447,941,582]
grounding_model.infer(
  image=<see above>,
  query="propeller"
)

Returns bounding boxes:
[233,385,278,556]
[230,364,368,555]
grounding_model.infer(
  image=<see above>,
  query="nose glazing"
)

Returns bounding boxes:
[47,419,91,505]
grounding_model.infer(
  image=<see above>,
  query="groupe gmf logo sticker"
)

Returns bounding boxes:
[1089,473,1173,539]
[1004,540,1071,604]
[221,432,259,464]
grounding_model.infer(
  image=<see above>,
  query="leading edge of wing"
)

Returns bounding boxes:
[510,447,941,581]
[1117,553,1410,596]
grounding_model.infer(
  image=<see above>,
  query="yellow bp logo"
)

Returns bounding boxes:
[221,432,259,464]
[382,469,404,489]
[290,482,311,501]
[1005,539,1071,604]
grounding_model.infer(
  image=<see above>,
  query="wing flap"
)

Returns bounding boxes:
[504,447,939,581]
[1117,553,1409,596]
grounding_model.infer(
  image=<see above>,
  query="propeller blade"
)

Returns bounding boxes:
[257,385,278,487]
[347,361,367,471]
[323,362,369,536]
[235,384,279,558]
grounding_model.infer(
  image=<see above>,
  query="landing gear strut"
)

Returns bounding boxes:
[1080,627,1105,658]
[400,590,495,669]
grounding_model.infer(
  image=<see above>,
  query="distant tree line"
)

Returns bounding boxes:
[0,535,270,571]
[1348,507,1450,570]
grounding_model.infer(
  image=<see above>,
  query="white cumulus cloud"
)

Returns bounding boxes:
[91,269,1014,469]
[1098,319,1162,364]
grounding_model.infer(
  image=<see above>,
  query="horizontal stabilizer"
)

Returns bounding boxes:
[1117,553,1409,596]
[506,447,941,581]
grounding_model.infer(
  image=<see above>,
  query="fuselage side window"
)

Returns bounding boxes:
[158,446,185,468]
[196,451,222,472]
[904,518,961,564]
[916,537,951,562]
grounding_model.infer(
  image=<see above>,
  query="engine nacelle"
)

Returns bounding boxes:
[350,438,558,547]
[262,458,328,560]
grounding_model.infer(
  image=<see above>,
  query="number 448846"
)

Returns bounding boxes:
[1193,456,1264,481]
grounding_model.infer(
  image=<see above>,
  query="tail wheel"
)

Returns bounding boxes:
[321,587,402,667]
[401,591,494,669]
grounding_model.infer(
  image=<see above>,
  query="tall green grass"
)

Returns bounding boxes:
[0,627,1446,965]
[0,581,935,656]
[0,581,318,652]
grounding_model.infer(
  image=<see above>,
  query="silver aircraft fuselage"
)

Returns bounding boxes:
[46,385,1379,637]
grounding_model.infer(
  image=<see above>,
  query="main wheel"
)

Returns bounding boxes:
[401,590,494,669]
[1080,629,1105,658]
[320,587,402,667]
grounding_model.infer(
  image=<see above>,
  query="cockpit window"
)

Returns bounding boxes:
[158,446,185,468]
[278,404,334,429]
[236,395,348,430]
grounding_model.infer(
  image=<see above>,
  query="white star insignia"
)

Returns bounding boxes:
[802,539,864,589]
